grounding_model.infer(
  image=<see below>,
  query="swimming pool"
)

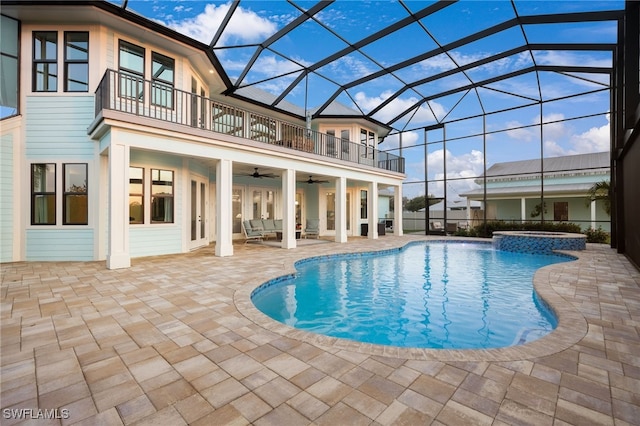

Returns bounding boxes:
[251,242,575,349]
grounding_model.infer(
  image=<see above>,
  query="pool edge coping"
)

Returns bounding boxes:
[233,236,589,362]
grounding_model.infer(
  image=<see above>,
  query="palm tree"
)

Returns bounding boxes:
[585,180,611,216]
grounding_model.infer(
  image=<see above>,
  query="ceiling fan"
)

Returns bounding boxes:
[243,168,276,179]
[305,175,329,184]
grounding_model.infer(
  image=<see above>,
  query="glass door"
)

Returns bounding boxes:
[250,187,275,219]
[323,191,350,235]
[189,175,208,249]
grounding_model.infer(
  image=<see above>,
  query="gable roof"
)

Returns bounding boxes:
[484,152,610,178]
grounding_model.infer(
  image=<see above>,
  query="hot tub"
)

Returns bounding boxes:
[493,231,586,254]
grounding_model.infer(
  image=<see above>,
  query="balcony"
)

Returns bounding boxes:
[95,69,404,174]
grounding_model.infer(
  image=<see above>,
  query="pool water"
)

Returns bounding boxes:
[252,242,573,349]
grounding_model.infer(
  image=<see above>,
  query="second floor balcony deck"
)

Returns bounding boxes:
[95,69,405,174]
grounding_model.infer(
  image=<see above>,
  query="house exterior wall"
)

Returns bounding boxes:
[1,3,405,267]
[0,118,20,263]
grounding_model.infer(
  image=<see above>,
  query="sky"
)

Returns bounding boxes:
[117,0,621,199]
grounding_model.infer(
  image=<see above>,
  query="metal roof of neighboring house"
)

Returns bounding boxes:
[483,152,610,178]
[460,182,599,199]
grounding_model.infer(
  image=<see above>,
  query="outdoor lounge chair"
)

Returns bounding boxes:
[242,220,264,244]
[304,219,320,239]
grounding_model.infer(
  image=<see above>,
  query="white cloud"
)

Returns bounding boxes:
[540,114,610,156]
[355,90,445,124]
[534,50,611,68]
[380,131,420,151]
[404,149,485,200]
[505,120,536,142]
[161,2,277,45]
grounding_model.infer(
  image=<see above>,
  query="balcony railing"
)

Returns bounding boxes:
[95,69,404,173]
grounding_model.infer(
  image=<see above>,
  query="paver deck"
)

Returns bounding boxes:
[1,235,639,425]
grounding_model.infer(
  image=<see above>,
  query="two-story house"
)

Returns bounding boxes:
[0,2,405,269]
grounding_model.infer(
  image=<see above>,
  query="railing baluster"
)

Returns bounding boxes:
[95,69,405,173]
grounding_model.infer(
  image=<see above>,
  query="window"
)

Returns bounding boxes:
[554,202,568,221]
[63,164,87,224]
[64,32,88,92]
[31,163,89,226]
[151,52,174,108]
[326,129,336,156]
[118,40,144,99]
[151,169,174,223]
[360,190,368,219]
[1,15,19,118]
[33,31,57,92]
[129,167,144,224]
[31,164,56,225]
[340,129,350,155]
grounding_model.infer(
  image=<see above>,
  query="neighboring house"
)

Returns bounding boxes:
[460,152,610,231]
[0,2,404,268]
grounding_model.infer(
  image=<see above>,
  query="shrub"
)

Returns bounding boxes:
[584,227,609,244]
[469,221,582,238]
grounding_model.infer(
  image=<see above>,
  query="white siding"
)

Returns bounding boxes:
[0,133,13,262]
[26,229,94,261]
[25,96,95,158]
[130,226,182,258]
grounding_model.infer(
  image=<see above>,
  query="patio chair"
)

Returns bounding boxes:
[242,220,264,244]
[430,221,443,231]
[304,219,320,239]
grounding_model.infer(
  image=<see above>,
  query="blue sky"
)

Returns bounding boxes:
[119,0,621,199]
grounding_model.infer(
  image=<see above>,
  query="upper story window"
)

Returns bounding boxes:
[64,32,89,92]
[118,40,144,100]
[1,15,19,119]
[151,52,174,108]
[32,30,89,93]
[33,31,57,92]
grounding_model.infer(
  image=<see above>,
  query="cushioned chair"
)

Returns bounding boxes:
[262,219,277,239]
[242,220,264,244]
[304,219,320,239]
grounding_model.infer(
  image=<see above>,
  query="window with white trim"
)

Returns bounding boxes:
[33,31,57,92]
[31,163,88,225]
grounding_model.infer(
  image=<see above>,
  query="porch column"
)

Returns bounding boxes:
[215,159,233,257]
[335,176,347,243]
[590,199,597,229]
[368,181,378,239]
[521,197,527,223]
[281,168,297,249]
[394,184,403,236]
[106,143,130,269]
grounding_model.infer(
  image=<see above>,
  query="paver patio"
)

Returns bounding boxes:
[1,235,639,425]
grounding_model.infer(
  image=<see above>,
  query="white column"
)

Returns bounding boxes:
[521,197,527,223]
[590,199,597,229]
[466,198,471,222]
[281,169,297,249]
[368,181,378,239]
[106,143,130,269]
[335,176,347,243]
[215,159,233,257]
[394,184,403,236]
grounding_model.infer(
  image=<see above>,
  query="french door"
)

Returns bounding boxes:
[322,190,351,235]
[188,175,208,249]
[250,187,275,219]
